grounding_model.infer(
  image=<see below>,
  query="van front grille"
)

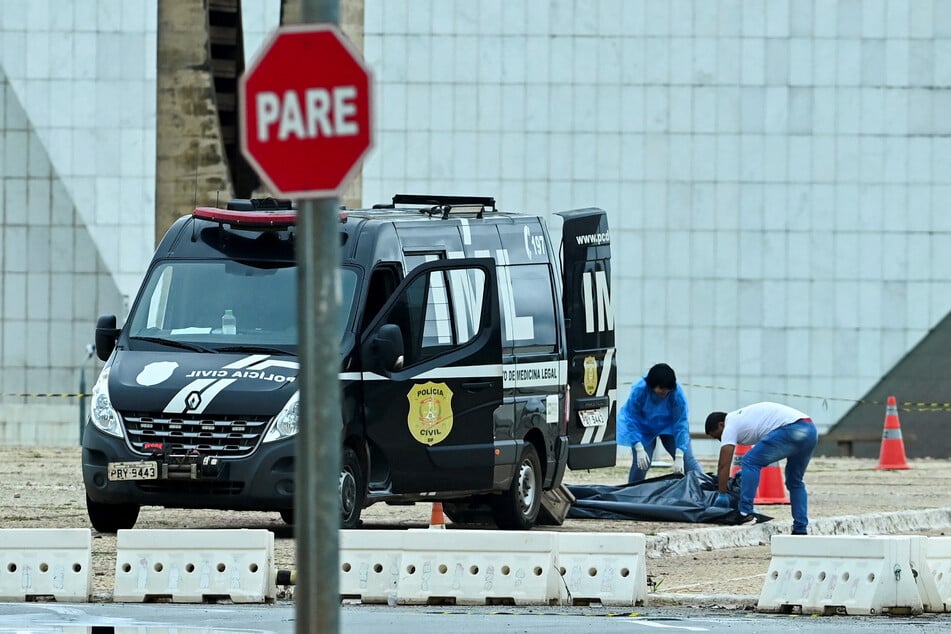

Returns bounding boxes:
[120,413,270,458]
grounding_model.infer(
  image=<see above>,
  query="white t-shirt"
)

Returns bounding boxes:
[720,402,810,447]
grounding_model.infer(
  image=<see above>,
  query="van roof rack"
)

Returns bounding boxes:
[378,194,496,219]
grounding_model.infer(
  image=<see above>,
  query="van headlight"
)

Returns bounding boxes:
[264,391,299,442]
[90,367,123,437]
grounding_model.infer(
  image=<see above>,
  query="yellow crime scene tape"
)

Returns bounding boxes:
[679,383,951,414]
[2,393,90,398]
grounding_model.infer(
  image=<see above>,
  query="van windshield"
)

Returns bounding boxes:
[126,260,357,353]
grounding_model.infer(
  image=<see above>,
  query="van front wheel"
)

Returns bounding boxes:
[340,446,365,528]
[86,495,139,533]
[491,444,542,530]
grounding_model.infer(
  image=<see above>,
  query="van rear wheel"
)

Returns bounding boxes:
[491,445,542,530]
[340,447,365,528]
[86,495,139,533]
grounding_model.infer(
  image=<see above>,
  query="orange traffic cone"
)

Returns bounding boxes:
[429,502,446,529]
[755,460,790,504]
[731,444,790,505]
[730,444,746,477]
[876,396,910,470]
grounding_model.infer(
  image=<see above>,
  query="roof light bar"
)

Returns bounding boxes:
[192,207,297,228]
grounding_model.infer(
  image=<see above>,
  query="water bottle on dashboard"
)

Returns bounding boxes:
[222,309,237,335]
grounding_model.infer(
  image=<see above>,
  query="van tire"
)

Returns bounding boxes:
[340,446,365,529]
[86,495,139,533]
[491,444,542,530]
[280,509,294,525]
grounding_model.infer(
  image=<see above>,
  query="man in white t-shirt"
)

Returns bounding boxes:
[704,402,818,534]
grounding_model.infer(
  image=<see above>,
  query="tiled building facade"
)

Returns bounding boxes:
[3,1,951,451]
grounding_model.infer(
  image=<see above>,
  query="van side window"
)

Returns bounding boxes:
[502,264,557,352]
[386,267,487,367]
[362,264,401,331]
[421,268,485,349]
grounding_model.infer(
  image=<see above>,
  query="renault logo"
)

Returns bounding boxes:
[186,391,202,410]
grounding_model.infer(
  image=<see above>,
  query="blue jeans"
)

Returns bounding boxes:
[739,420,818,533]
[628,434,704,483]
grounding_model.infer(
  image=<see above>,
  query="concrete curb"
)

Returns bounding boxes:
[646,506,951,558]
[649,593,759,609]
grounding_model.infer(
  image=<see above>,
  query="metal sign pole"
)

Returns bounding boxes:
[296,201,341,633]
[297,3,341,634]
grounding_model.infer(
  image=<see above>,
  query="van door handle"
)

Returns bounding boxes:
[462,381,493,391]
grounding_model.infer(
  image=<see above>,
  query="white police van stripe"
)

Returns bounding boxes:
[248,358,299,370]
[502,360,565,389]
[164,378,217,413]
[361,364,504,382]
[164,354,295,414]
[187,379,237,414]
[224,354,270,369]
[358,361,567,387]
[581,347,615,445]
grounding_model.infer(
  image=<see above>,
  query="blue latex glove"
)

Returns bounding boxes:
[714,493,732,508]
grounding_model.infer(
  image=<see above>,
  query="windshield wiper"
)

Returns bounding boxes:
[216,344,295,356]
[130,336,215,353]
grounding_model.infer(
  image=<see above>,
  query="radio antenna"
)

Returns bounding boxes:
[193,152,199,207]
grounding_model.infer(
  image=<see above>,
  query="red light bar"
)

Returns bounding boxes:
[193,207,297,227]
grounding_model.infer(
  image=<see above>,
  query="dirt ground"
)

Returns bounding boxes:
[4,447,951,602]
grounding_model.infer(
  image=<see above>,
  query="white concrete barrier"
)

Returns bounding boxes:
[113,529,275,603]
[758,535,924,615]
[921,535,951,612]
[554,532,647,606]
[339,530,403,604]
[396,529,559,605]
[0,528,91,602]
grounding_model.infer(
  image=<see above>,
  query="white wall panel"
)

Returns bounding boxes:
[6,0,951,440]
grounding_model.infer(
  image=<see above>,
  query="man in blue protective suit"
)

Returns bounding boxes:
[617,363,704,483]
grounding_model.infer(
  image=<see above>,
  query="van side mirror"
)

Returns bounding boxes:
[95,314,120,361]
[364,324,404,374]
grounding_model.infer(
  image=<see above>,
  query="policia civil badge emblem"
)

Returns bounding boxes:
[407,381,454,445]
[583,355,598,396]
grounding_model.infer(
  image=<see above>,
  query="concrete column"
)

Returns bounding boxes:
[155,0,233,242]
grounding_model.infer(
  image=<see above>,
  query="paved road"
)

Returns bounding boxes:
[1,602,949,633]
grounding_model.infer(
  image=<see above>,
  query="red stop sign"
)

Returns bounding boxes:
[239,25,373,199]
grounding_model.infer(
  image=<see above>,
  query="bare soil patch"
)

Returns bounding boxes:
[6,447,950,599]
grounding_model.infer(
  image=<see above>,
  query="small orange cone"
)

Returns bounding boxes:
[876,396,910,470]
[731,444,790,505]
[429,502,446,529]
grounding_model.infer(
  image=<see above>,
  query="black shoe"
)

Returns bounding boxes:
[730,511,757,526]
[792,530,807,535]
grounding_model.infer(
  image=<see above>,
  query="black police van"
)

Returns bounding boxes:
[82,195,615,531]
